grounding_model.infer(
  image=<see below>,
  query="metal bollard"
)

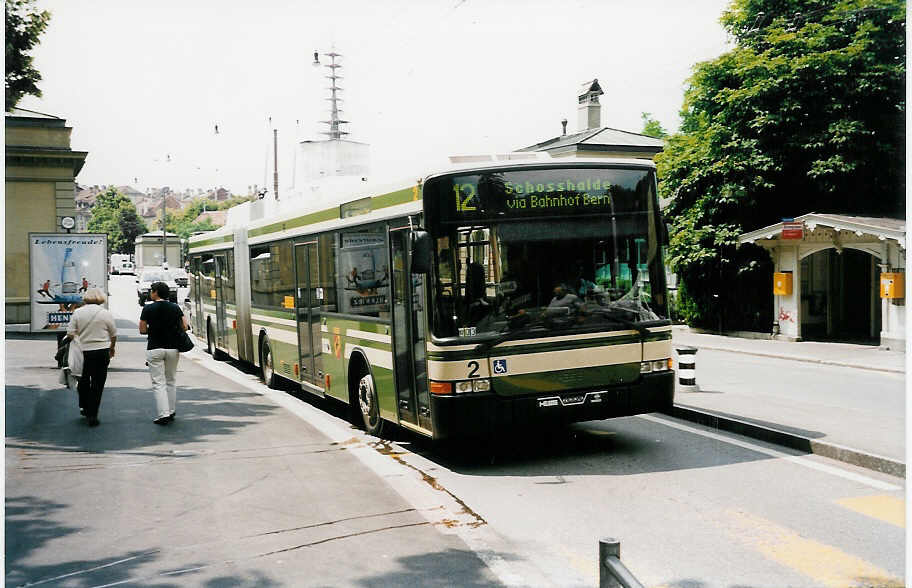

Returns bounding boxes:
[599,538,644,588]
[676,346,698,392]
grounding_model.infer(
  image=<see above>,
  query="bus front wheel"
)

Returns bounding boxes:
[261,336,277,389]
[357,369,384,437]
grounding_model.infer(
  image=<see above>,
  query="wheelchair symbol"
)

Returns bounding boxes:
[493,359,508,375]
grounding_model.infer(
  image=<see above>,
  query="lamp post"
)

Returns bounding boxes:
[161,190,167,266]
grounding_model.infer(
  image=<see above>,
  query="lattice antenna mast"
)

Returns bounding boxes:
[318,51,349,140]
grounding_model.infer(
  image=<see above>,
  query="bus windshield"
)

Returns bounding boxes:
[425,166,668,341]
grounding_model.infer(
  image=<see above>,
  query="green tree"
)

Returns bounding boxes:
[87,188,147,254]
[5,0,50,111]
[657,0,905,330]
[640,112,668,138]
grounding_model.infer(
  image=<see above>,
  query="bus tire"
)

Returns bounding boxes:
[260,336,277,389]
[356,366,385,437]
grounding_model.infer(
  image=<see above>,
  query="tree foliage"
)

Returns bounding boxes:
[164,194,252,240]
[5,0,50,111]
[87,189,148,254]
[657,0,905,330]
[640,112,668,138]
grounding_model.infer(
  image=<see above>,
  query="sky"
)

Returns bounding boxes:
[18,0,734,196]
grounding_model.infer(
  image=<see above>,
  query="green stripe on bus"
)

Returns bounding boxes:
[190,234,234,249]
[251,318,298,332]
[247,186,416,241]
[250,307,296,319]
[248,207,339,239]
[371,187,418,209]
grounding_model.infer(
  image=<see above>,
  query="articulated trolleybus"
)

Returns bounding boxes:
[187,155,674,439]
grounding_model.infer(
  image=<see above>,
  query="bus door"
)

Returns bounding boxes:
[214,253,228,349]
[191,257,203,334]
[294,241,322,389]
[389,228,431,431]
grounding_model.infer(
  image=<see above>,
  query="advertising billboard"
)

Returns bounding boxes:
[338,232,389,315]
[29,233,108,332]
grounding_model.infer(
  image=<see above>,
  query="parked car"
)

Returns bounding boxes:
[136,268,179,306]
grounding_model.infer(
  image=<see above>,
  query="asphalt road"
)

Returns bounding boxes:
[99,275,906,587]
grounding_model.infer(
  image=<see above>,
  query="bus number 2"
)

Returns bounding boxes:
[454,184,477,212]
[467,360,480,378]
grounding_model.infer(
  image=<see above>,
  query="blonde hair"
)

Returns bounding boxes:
[82,287,106,305]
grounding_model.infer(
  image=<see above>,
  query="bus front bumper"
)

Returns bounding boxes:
[429,371,674,440]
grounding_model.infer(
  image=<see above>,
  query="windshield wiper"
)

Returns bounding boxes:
[590,307,652,336]
[473,323,546,354]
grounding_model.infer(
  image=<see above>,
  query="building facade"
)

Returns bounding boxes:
[5,108,88,326]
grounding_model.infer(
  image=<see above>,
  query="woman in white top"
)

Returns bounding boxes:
[64,288,117,427]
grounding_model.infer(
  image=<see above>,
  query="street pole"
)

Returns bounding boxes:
[273,128,279,201]
[161,191,167,266]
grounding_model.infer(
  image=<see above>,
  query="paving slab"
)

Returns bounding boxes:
[5,333,505,587]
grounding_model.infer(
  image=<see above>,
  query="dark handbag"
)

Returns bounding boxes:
[176,327,194,352]
[55,339,70,366]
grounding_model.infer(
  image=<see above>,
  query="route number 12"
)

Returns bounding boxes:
[454,183,477,212]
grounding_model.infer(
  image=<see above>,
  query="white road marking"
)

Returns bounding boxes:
[641,414,901,491]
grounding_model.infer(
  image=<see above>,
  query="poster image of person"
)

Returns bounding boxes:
[37,279,53,299]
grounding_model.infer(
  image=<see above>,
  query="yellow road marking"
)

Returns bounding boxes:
[725,509,903,587]
[837,495,905,528]
[557,544,597,582]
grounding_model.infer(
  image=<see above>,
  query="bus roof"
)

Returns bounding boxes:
[188,155,657,250]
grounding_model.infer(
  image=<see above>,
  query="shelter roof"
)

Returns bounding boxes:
[739,212,905,247]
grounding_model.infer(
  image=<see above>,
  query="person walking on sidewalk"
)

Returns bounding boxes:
[139,281,188,425]
[63,288,117,427]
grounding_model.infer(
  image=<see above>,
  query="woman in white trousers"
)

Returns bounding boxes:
[139,281,188,425]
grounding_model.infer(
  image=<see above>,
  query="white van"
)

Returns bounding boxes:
[110,254,135,275]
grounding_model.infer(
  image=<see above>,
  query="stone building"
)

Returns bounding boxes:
[5,108,88,327]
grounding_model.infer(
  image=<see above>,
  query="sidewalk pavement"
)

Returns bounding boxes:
[668,325,906,475]
[5,331,511,587]
[672,326,905,374]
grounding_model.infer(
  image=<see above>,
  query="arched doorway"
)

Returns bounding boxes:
[800,248,881,343]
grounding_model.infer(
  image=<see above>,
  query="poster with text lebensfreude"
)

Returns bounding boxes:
[29,233,107,332]
[339,233,389,314]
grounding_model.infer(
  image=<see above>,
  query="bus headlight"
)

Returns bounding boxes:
[454,379,492,394]
[642,359,672,373]
[473,379,491,392]
[455,380,474,394]
[431,379,492,395]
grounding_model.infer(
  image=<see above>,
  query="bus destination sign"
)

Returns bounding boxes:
[436,167,652,221]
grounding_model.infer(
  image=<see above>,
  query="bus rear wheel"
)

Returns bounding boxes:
[261,336,277,389]
[357,369,384,437]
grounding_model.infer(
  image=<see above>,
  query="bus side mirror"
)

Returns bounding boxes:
[410,230,432,274]
[662,219,671,245]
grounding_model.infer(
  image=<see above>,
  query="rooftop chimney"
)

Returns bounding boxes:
[561,118,568,135]
[577,79,603,131]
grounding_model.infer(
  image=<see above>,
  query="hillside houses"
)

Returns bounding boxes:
[73,184,236,231]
